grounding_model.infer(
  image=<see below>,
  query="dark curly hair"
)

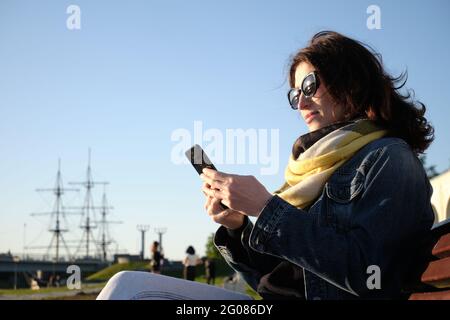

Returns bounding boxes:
[288,31,434,154]
[186,246,195,255]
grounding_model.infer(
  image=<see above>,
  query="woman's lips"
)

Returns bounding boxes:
[305,111,320,124]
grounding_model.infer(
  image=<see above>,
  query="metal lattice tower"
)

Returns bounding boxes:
[30,159,79,262]
[69,149,108,259]
[137,225,150,260]
[154,227,167,254]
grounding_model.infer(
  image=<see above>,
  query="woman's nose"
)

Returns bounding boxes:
[297,93,310,110]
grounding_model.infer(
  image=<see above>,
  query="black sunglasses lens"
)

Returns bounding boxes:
[302,74,317,97]
[288,89,299,109]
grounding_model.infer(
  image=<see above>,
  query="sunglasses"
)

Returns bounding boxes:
[287,71,321,110]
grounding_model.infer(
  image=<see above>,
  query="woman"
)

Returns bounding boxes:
[183,246,202,281]
[204,257,216,285]
[150,241,164,274]
[201,31,435,300]
[97,31,434,300]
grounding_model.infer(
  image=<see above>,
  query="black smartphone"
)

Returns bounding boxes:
[185,144,229,210]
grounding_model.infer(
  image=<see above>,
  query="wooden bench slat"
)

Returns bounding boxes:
[410,218,450,299]
[432,233,450,258]
[409,289,450,300]
[421,257,450,288]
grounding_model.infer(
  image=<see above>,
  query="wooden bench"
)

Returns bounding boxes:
[409,217,450,300]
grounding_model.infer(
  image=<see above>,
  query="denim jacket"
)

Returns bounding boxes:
[214,137,435,300]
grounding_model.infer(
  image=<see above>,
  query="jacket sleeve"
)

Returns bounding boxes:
[214,215,285,291]
[247,142,434,297]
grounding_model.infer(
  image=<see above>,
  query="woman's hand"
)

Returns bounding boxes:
[201,168,273,217]
[204,193,245,230]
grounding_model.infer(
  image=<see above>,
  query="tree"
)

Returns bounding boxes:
[204,232,235,278]
[205,233,223,260]
[419,155,439,179]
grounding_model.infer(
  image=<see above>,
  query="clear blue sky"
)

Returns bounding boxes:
[1,0,449,260]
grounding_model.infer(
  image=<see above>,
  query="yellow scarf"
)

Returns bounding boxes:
[274,119,388,209]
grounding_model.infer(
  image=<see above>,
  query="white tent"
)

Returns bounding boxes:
[430,169,450,223]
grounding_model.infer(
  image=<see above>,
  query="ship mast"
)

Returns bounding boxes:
[30,159,79,261]
[69,149,108,259]
[97,186,122,261]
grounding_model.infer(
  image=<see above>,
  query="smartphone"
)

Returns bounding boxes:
[185,144,229,210]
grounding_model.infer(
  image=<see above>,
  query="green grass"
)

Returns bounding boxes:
[194,275,225,286]
[86,259,235,283]
[1,270,263,300]
[44,293,98,300]
[1,259,263,300]
[0,286,70,296]
[245,285,263,300]
[194,275,262,300]
[86,261,150,282]
[0,282,106,296]
[87,260,264,300]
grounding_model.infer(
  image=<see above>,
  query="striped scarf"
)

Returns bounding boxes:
[275,119,388,209]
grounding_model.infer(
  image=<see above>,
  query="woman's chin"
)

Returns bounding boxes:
[306,118,334,132]
[307,122,322,132]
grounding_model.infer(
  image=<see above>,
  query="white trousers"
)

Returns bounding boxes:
[96,271,253,300]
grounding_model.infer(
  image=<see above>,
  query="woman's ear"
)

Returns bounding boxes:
[366,107,376,120]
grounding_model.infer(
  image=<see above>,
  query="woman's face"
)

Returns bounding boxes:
[294,62,346,131]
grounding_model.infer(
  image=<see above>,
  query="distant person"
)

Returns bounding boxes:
[183,246,202,281]
[204,257,216,285]
[47,275,55,288]
[150,241,164,274]
[55,275,61,287]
